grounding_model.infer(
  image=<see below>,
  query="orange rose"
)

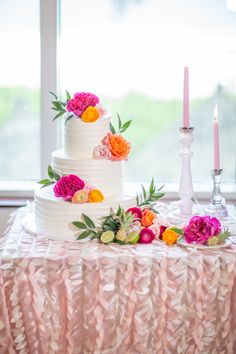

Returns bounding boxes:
[141,209,156,227]
[162,228,178,245]
[81,106,100,123]
[88,189,104,203]
[102,133,130,161]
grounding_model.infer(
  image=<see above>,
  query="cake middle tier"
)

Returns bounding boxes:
[52,149,124,197]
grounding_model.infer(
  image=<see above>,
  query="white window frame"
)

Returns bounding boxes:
[0,0,235,206]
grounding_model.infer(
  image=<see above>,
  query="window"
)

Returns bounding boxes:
[0,0,40,180]
[60,0,236,183]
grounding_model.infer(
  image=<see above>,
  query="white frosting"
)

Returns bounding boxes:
[52,149,123,198]
[64,114,111,158]
[34,186,136,240]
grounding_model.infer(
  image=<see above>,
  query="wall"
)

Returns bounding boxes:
[0,208,17,236]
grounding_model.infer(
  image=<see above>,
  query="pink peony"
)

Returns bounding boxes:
[139,228,155,244]
[127,207,142,220]
[93,145,111,159]
[54,174,85,201]
[66,92,99,117]
[184,215,221,244]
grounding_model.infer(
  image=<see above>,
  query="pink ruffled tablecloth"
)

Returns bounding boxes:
[1,207,236,354]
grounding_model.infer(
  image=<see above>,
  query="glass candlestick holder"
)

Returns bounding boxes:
[205,169,228,219]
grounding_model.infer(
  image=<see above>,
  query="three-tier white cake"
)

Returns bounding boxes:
[34,113,136,240]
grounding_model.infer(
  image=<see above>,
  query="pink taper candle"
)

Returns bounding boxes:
[183,66,189,128]
[213,104,220,170]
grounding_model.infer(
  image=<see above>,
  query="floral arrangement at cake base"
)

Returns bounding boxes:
[177,215,231,246]
[93,114,132,161]
[50,91,106,124]
[72,179,182,244]
[38,165,104,204]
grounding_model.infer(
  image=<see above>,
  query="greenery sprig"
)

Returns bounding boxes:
[110,113,132,134]
[136,178,165,208]
[73,206,133,243]
[38,165,61,188]
[50,91,74,124]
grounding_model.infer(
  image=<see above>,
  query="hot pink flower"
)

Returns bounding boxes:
[184,215,221,244]
[93,145,111,159]
[139,228,155,244]
[66,92,99,117]
[127,207,142,220]
[54,174,85,201]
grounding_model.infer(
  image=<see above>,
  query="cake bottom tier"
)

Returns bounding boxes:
[34,186,136,241]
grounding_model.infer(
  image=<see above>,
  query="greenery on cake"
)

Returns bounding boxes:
[38,165,104,204]
[50,91,105,124]
[109,113,132,134]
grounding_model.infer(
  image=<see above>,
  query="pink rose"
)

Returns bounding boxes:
[149,223,161,239]
[139,228,155,244]
[66,92,99,117]
[96,104,106,117]
[127,207,142,220]
[184,215,221,244]
[54,174,85,201]
[93,145,111,159]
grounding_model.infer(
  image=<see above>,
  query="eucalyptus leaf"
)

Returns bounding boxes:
[76,230,91,240]
[65,114,74,125]
[48,165,53,179]
[82,214,96,229]
[117,113,122,130]
[110,122,116,134]
[72,221,87,229]
[120,120,132,133]
[66,90,71,101]
[49,91,57,100]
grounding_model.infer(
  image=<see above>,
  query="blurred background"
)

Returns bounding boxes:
[0,0,236,184]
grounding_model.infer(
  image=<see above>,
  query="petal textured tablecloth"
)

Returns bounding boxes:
[0,208,236,354]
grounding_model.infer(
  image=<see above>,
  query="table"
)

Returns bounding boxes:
[1,207,236,354]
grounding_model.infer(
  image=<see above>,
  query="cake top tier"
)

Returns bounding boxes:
[50,90,132,160]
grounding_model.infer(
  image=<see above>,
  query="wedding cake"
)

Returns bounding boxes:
[34,92,136,240]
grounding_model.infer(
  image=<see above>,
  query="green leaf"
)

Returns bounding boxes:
[141,184,147,199]
[157,184,165,191]
[117,113,122,130]
[52,172,61,181]
[169,227,184,235]
[116,205,122,216]
[66,90,71,101]
[76,230,91,240]
[82,214,96,229]
[65,114,74,125]
[38,179,51,185]
[49,91,57,100]
[53,110,66,121]
[120,120,132,133]
[48,165,53,179]
[110,122,116,134]
[149,178,155,195]
[52,101,61,109]
[72,221,88,229]
[40,181,55,189]
[115,239,127,245]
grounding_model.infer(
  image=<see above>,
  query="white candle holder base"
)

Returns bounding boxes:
[205,169,228,219]
[167,127,195,225]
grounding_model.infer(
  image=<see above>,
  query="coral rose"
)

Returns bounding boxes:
[102,133,130,161]
[81,106,100,123]
[162,228,178,245]
[71,189,89,204]
[53,175,85,201]
[141,209,156,227]
[88,189,104,203]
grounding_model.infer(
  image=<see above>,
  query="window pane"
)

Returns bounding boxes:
[0,0,40,180]
[60,0,236,183]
